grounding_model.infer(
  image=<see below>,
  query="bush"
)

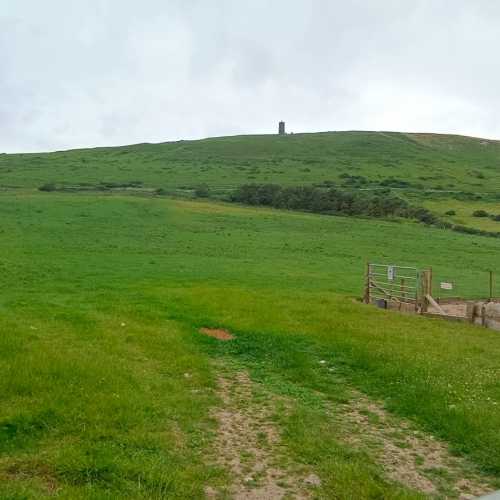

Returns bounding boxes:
[452,225,500,238]
[379,178,411,188]
[100,181,143,189]
[453,225,481,235]
[230,183,428,222]
[194,184,210,198]
[435,221,454,230]
[38,183,56,192]
[404,207,438,225]
[472,209,489,218]
[445,210,456,216]
[454,191,482,201]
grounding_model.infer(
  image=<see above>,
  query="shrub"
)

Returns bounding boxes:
[194,184,210,198]
[38,183,56,192]
[454,191,482,201]
[453,225,500,238]
[321,180,336,187]
[405,207,438,225]
[445,210,456,216]
[230,183,430,223]
[435,221,454,230]
[379,178,411,188]
[100,181,143,189]
[472,209,489,218]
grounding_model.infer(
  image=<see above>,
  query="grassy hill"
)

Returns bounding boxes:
[2,131,500,195]
[1,133,500,498]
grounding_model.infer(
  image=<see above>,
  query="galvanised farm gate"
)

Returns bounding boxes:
[364,263,500,332]
[364,263,432,312]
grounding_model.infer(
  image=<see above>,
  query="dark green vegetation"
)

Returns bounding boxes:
[230,183,436,223]
[1,132,500,497]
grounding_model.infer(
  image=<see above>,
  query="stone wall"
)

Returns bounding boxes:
[472,301,500,331]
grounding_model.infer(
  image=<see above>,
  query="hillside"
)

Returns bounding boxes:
[2,131,500,195]
[1,133,500,498]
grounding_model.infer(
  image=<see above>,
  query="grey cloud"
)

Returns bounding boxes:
[1,0,500,152]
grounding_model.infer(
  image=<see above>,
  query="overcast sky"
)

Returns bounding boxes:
[1,0,500,153]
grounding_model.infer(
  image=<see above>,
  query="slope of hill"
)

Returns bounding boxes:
[2,133,500,497]
[2,131,500,194]
[1,192,500,498]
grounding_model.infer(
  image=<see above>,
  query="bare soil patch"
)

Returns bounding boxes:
[336,391,495,498]
[0,460,59,495]
[206,370,316,499]
[200,327,234,341]
[206,361,496,498]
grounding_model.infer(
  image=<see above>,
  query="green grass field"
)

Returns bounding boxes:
[1,132,500,498]
[423,198,500,231]
[1,189,500,498]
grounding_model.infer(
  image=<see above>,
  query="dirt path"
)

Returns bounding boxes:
[206,363,496,499]
[335,391,495,499]
[206,371,318,499]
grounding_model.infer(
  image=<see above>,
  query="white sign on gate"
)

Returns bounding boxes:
[387,266,395,281]
[440,282,453,290]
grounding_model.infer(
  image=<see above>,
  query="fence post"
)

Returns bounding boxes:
[467,302,475,323]
[364,263,370,304]
[420,270,431,313]
[489,270,493,303]
[415,270,421,312]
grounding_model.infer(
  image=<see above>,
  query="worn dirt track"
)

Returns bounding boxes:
[206,365,496,499]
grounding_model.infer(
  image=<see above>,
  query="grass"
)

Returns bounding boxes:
[183,285,500,471]
[0,301,218,498]
[4,130,500,242]
[2,131,500,195]
[1,189,500,497]
[424,198,500,231]
[2,191,500,300]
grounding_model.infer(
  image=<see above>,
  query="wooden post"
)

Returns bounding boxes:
[400,278,406,311]
[421,270,431,313]
[418,271,423,313]
[416,270,422,312]
[426,294,446,315]
[467,302,474,323]
[489,270,493,303]
[364,263,371,304]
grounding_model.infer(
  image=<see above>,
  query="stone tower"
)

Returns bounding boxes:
[278,121,286,135]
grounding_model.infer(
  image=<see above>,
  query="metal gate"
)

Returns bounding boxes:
[364,263,429,311]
